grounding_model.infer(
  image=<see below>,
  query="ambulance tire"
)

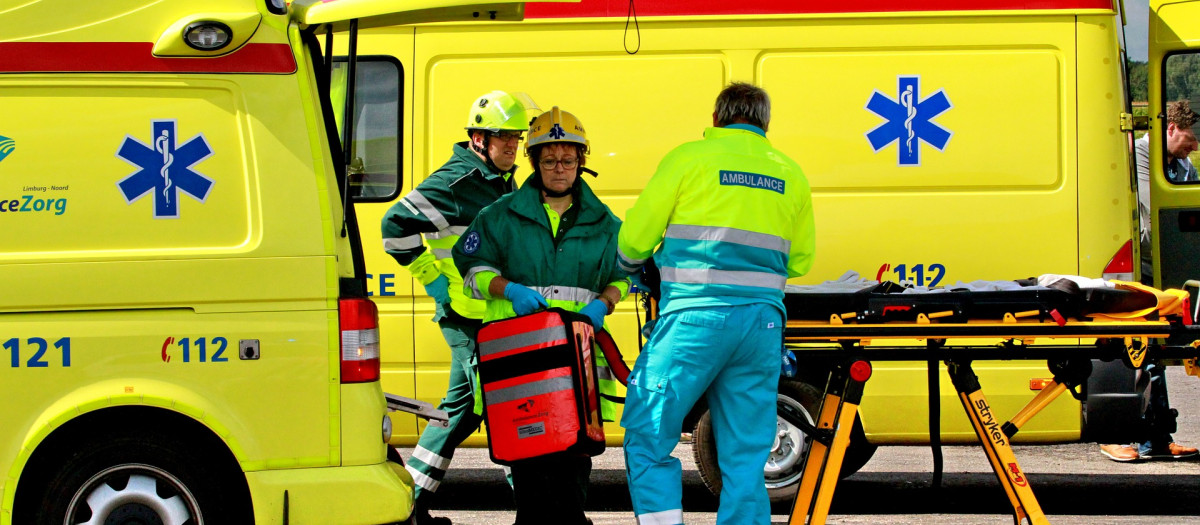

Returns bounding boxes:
[692,379,876,504]
[31,427,249,525]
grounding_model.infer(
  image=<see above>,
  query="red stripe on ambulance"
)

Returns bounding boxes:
[527,0,1113,18]
[0,42,296,74]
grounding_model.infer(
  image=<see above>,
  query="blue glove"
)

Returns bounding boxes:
[580,299,608,329]
[423,275,451,305]
[504,282,548,316]
[781,346,797,378]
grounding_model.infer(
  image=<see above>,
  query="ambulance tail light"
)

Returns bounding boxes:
[340,297,381,383]
[1101,240,1134,282]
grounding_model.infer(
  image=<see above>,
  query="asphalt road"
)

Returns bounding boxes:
[402,367,1200,524]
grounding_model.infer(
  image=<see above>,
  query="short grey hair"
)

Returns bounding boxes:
[714,82,771,130]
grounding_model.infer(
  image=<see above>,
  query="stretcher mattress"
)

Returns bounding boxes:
[783,277,1159,324]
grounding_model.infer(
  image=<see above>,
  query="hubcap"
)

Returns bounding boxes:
[66,464,201,525]
[765,393,814,489]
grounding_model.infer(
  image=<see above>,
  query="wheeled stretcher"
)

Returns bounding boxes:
[782,277,1200,525]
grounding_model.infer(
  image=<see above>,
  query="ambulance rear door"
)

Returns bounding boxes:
[1146,0,1200,292]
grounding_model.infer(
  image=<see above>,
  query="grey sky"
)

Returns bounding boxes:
[1125,0,1149,62]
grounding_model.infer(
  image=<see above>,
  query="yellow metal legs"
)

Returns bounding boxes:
[947,360,1049,525]
[788,361,871,525]
[789,357,1091,525]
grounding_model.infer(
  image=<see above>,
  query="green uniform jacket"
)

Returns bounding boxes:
[453,174,629,419]
[381,142,516,320]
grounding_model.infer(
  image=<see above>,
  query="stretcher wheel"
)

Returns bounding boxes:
[691,378,876,503]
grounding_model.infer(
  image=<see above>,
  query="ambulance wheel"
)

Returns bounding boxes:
[28,426,249,525]
[691,379,876,504]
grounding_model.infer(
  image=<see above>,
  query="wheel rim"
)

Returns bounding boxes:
[765,393,814,489]
[65,463,201,525]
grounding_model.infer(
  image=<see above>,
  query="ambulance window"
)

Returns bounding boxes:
[1160,52,1200,185]
[331,56,403,201]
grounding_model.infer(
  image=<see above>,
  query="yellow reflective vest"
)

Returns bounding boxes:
[618,125,816,316]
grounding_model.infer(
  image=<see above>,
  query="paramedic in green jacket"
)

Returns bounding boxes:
[617,83,816,525]
[381,90,537,525]
[453,107,629,525]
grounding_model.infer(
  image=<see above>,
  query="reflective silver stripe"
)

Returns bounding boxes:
[406,464,441,492]
[404,190,450,231]
[485,375,574,406]
[432,248,453,259]
[665,224,790,253]
[382,235,423,252]
[412,445,450,471]
[479,326,567,358]
[463,265,502,299]
[618,250,646,274]
[533,285,599,304]
[425,225,468,240]
[636,509,683,525]
[596,365,615,382]
[400,198,420,216]
[660,267,787,290]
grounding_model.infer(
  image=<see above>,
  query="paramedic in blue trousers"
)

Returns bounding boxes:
[452,106,628,524]
[617,82,816,525]
[381,91,538,525]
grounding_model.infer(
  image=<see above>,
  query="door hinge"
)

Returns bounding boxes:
[1120,112,1150,132]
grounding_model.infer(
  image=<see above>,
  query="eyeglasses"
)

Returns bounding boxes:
[539,157,579,170]
[493,131,524,143]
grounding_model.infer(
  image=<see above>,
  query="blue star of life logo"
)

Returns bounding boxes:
[116,120,214,219]
[548,123,566,140]
[865,76,952,166]
[463,231,481,254]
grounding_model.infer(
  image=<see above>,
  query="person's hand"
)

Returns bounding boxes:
[580,299,608,329]
[504,282,548,316]
[423,275,451,305]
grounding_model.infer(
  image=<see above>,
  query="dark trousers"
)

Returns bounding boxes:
[511,454,591,525]
[1141,359,1178,453]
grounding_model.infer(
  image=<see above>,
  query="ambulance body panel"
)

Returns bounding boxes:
[350,0,1132,450]
[0,0,553,521]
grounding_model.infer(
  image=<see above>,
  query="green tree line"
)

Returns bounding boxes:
[1128,59,1147,103]
[1127,54,1200,105]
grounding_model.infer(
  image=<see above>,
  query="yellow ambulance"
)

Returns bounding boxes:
[339,0,1200,503]
[0,0,569,523]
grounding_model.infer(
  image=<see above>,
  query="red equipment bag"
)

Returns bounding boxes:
[477,308,606,464]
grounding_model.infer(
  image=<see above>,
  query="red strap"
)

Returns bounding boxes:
[1049,309,1066,327]
[597,329,630,385]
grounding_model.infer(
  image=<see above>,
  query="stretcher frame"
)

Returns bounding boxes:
[784,316,1200,525]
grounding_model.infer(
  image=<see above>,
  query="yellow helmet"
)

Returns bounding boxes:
[526,106,589,155]
[466,91,539,132]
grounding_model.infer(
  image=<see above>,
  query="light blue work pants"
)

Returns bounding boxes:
[622,303,782,525]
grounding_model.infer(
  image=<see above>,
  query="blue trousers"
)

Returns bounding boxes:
[622,303,782,525]
[1139,360,1177,455]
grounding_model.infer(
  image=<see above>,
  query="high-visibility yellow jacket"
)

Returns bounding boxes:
[618,125,816,316]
